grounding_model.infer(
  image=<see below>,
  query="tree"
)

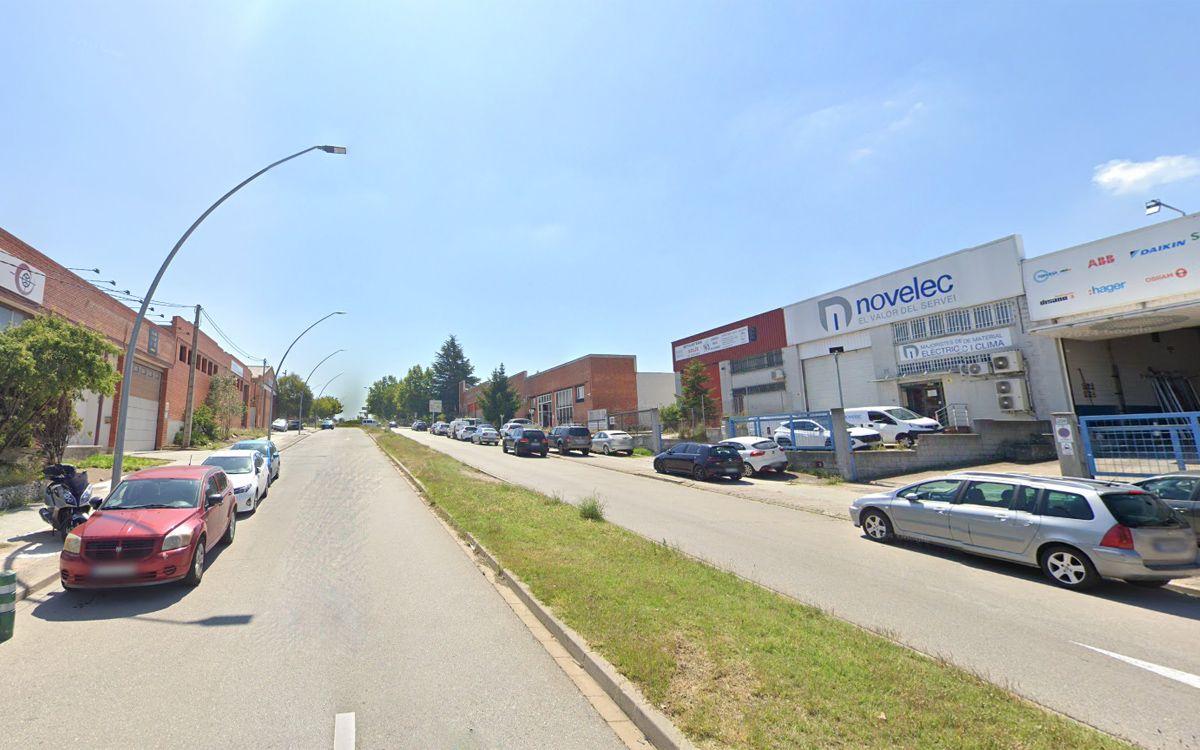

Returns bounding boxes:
[677,360,717,428]
[0,315,120,456]
[311,396,343,419]
[430,335,477,416]
[475,364,522,427]
[658,403,681,432]
[273,372,312,420]
[34,394,81,465]
[394,365,434,419]
[366,375,398,420]
[206,374,244,438]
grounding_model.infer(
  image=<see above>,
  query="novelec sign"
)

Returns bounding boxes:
[784,236,1024,345]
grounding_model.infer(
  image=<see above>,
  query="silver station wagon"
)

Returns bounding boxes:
[849,472,1200,590]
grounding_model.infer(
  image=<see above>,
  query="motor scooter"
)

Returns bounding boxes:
[40,464,93,539]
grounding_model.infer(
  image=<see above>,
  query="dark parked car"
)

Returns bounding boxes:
[503,427,548,457]
[287,419,301,431]
[549,425,592,455]
[1134,472,1200,544]
[653,443,745,481]
[412,421,428,431]
[320,419,335,430]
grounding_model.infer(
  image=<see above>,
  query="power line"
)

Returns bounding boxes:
[200,308,265,363]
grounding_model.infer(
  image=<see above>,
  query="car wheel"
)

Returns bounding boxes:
[740,462,754,479]
[539,450,547,457]
[261,483,268,499]
[626,450,635,456]
[653,460,665,474]
[1127,579,1169,589]
[182,539,206,586]
[222,511,236,545]
[897,434,915,449]
[602,444,611,455]
[861,509,894,542]
[1039,545,1099,590]
[692,465,707,481]
[582,449,590,456]
[559,443,568,455]
[502,442,509,454]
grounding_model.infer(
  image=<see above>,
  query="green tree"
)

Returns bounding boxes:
[395,365,434,420]
[311,396,343,419]
[206,374,244,438]
[366,375,398,420]
[0,315,120,456]
[475,364,522,427]
[34,394,81,465]
[430,335,477,416]
[273,372,312,420]
[658,403,681,432]
[677,360,717,428]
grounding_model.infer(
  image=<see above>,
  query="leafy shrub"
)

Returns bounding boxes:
[579,495,606,522]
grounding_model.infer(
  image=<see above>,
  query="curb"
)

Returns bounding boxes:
[369,432,694,750]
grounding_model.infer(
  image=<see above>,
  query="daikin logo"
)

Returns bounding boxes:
[1128,238,1189,258]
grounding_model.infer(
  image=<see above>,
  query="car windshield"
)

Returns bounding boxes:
[608,431,630,438]
[1101,492,1184,528]
[523,430,544,438]
[568,427,590,436]
[203,456,254,474]
[104,478,200,510]
[884,408,922,421]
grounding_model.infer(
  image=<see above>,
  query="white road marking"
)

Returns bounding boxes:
[1074,642,1200,689]
[333,712,355,750]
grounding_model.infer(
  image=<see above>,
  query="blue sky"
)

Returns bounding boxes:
[4,1,1199,415]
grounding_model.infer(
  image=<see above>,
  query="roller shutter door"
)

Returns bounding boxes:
[803,350,877,410]
[124,364,162,451]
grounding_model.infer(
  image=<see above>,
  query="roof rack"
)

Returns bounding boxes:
[951,471,1137,488]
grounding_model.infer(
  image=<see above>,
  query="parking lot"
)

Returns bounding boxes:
[400,425,1200,750]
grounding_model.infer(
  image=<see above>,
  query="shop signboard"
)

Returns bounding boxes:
[674,325,750,361]
[896,328,1014,362]
[0,248,46,305]
[1025,214,1200,321]
[784,236,1024,345]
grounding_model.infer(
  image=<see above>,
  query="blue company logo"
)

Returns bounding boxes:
[1033,267,1070,283]
[818,274,955,332]
[1087,281,1126,296]
[1128,235,1195,258]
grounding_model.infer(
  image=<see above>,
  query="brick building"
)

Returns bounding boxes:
[669,310,789,418]
[0,226,265,451]
[459,354,674,429]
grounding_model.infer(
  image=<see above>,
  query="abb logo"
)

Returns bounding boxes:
[1087,255,1116,269]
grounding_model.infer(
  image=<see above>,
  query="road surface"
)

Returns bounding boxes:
[405,428,1200,750]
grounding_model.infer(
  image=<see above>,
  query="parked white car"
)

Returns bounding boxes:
[472,427,500,445]
[271,418,288,432]
[844,407,942,447]
[456,425,478,441]
[447,418,478,439]
[500,418,533,438]
[592,430,635,455]
[201,450,269,513]
[773,419,882,451]
[719,436,789,476]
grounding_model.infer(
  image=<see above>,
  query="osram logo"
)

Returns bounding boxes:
[1145,268,1189,283]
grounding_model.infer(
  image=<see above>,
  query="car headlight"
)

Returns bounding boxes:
[64,533,82,554]
[234,484,252,494]
[161,526,194,552]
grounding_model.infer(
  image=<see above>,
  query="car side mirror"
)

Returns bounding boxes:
[90,496,104,509]
[206,492,224,507]
[902,492,920,501]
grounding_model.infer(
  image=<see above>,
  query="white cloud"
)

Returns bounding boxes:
[1092,155,1200,195]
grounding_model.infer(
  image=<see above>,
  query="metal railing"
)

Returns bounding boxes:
[935,403,971,432]
[726,411,833,450]
[1080,411,1200,478]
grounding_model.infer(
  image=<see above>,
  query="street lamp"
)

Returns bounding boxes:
[1145,199,1187,217]
[110,144,347,484]
[266,311,347,440]
[297,349,345,432]
[316,372,344,400]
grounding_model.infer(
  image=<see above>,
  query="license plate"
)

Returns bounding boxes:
[529,441,541,446]
[92,564,137,578]
[724,468,740,475]
[1153,539,1187,552]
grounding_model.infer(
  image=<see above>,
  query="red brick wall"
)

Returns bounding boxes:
[165,316,249,431]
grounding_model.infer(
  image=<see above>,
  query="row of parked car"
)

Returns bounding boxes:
[58,438,283,590]
[270,417,336,431]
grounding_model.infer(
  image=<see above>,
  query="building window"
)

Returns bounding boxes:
[555,388,574,425]
[575,385,585,402]
[731,381,786,396]
[534,393,553,426]
[892,299,1017,344]
[179,344,188,363]
[729,349,783,374]
[0,304,31,332]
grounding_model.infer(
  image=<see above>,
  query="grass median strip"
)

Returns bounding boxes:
[375,431,1129,750]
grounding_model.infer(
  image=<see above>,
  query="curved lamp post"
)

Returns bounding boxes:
[111,144,347,483]
[266,312,346,440]
[316,372,344,400]
[297,349,345,432]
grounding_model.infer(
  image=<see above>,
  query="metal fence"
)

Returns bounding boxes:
[1080,411,1200,478]
[726,410,833,450]
[600,408,663,452]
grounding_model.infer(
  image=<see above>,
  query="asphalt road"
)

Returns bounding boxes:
[0,429,623,750]
[405,428,1200,750]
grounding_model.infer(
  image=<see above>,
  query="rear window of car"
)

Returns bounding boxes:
[753,440,777,450]
[1101,492,1184,528]
[568,427,590,436]
[522,430,544,438]
[608,431,630,437]
[710,446,739,459]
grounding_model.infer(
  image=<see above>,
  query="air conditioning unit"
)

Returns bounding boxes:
[770,369,786,381]
[995,378,1029,411]
[991,351,1024,374]
[962,361,991,377]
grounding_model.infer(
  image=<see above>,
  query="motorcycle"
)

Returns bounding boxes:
[40,464,93,539]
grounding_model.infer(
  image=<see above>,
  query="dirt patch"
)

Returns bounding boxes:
[666,633,758,747]
[460,467,502,484]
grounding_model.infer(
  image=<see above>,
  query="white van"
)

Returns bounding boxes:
[447,417,478,439]
[844,407,942,447]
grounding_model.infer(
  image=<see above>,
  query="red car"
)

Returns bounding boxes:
[60,465,236,589]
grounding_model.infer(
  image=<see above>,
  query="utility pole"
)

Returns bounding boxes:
[181,305,202,448]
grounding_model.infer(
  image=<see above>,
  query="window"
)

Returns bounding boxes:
[730,350,783,374]
[179,344,188,363]
[1011,486,1039,513]
[1101,493,1181,528]
[962,482,1016,508]
[554,388,573,425]
[752,440,778,450]
[576,385,585,402]
[892,299,1018,344]
[0,304,31,332]
[1041,491,1094,520]
[732,381,786,396]
[1139,477,1197,501]
[902,480,963,502]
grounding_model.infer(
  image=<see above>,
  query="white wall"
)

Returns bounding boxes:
[636,372,678,411]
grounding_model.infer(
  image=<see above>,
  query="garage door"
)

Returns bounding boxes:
[125,364,162,451]
[803,350,877,410]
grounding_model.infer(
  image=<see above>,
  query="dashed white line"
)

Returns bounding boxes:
[333,712,356,750]
[1074,642,1200,689]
